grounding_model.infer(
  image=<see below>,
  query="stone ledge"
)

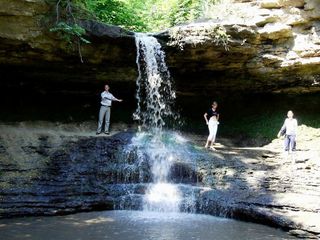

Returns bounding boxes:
[259,0,305,9]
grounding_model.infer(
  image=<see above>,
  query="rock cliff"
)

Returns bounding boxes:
[159,0,320,94]
[0,0,137,97]
[0,0,320,96]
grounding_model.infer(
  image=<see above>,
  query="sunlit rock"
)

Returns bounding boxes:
[260,0,282,9]
[258,23,293,39]
[260,0,305,9]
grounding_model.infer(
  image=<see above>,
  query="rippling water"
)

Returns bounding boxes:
[0,210,295,240]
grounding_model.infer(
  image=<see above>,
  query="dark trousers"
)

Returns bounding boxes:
[284,134,296,152]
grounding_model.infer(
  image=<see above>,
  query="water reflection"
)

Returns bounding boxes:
[0,210,295,240]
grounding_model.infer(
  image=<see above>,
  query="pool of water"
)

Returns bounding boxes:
[0,210,295,240]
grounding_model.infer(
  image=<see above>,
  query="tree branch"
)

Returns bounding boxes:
[56,0,62,24]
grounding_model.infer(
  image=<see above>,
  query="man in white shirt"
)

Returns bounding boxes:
[96,84,123,135]
[277,110,298,153]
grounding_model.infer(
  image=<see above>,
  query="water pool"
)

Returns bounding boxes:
[0,210,295,240]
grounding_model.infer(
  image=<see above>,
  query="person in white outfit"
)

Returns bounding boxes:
[96,84,123,135]
[277,110,297,154]
[204,101,220,150]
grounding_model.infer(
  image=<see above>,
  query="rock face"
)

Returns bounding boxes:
[195,126,320,239]
[1,0,320,98]
[0,122,200,216]
[158,0,320,94]
[0,0,137,98]
[0,122,319,238]
[0,123,135,216]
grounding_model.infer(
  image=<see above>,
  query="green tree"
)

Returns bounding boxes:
[49,0,222,33]
[84,0,147,31]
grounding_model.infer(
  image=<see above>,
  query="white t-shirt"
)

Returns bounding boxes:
[283,118,298,135]
[101,91,116,106]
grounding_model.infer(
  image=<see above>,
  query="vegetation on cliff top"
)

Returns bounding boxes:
[47,0,228,61]
[49,0,221,32]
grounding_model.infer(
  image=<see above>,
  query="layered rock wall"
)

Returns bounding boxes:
[160,0,320,94]
[0,0,137,97]
[1,0,320,96]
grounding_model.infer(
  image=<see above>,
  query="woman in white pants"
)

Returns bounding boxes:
[204,101,219,150]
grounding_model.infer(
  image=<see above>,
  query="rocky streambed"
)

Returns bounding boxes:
[0,122,319,239]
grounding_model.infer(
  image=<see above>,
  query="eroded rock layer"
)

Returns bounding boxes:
[0,0,320,96]
[159,0,320,94]
[0,0,137,98]
[0,123,319,239]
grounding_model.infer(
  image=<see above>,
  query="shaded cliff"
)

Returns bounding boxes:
[0,0,320,98]
[0,0,137,99]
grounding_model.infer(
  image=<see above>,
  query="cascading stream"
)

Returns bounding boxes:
[133,33,182,212]
[134,33,176,132]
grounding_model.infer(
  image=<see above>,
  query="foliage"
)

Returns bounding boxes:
[50,22,90,45]
[47,0,91,62]
[83,0,147,31]
[168,0,202,27]
[80,0,221,32]
[46,0,225,33]
[209,25,231,50]
[47,0,228,50]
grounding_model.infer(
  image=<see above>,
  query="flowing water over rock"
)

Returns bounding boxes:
[133,33,176,130]
[123,131,201,212]
[131,34,197,213]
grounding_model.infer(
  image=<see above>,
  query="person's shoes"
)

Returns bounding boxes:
[209,146,216,151]
[96,132,101,135]
[104,131,110,135]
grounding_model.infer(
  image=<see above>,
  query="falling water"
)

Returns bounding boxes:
[133,33,176,131]
[133,33,182,212]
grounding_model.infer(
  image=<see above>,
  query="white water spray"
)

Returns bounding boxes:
[134,33,176,131]
[134,33,181,212]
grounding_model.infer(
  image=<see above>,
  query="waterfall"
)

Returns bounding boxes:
[133,33,182,212]
[133,33,176,132]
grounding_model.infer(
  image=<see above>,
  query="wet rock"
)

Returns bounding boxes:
[289,229,319,239]
[0,144,6,154]
[190,124,320,238]
[0,127,144,217]
[0,124,204,217]
[0,122,320,238]
[169,162,199,184]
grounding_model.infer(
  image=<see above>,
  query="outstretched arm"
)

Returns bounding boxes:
[111,95,123,102]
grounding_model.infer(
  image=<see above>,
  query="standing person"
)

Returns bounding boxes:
[277,110,298,154]
[96,84,123,135]
[204,101,220,150]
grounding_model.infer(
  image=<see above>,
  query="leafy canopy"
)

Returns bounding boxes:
[81,0,220,32]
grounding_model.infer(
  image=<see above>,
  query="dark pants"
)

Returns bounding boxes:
[284,134,296,152]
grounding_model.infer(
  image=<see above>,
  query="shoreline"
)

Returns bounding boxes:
[0,121,319,238]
